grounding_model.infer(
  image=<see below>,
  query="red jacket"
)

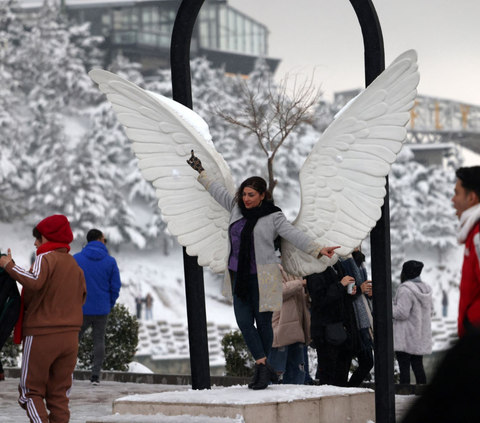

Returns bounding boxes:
[458,220,480,338]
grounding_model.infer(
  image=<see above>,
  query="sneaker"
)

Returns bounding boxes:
[90,376,100,386]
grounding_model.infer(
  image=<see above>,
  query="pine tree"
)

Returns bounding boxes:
[0,0,33,221]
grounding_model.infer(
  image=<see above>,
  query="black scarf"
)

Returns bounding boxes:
[234,200,281,299]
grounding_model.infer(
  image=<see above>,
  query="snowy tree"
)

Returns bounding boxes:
[0,0,34,221]
[389,147,458,286]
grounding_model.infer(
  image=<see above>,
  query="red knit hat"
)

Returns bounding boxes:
[36,214,74,244]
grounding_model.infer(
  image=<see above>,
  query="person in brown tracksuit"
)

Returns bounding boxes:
[0,214,86,423]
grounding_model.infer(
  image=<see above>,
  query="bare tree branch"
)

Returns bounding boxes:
[214,68,323,196]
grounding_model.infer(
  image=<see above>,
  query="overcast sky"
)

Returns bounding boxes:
[229,0,480,106]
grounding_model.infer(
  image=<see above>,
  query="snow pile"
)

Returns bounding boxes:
[116,384,372,404]
[128,362,154,374]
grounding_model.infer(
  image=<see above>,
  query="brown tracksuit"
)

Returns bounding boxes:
[5,248,86,423]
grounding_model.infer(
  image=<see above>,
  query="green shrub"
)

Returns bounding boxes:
[221,330,254,377]
[77,303,139,371]
[0,334,20,367]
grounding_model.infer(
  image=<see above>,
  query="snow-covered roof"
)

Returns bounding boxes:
[19,0,173,10]
[405,142,456,151]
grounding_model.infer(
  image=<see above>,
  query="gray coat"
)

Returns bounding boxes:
[198,172,324,312]
[393,277,433,355]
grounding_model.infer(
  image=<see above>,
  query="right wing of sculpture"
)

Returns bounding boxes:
[282,50,420,277]
[89,70,235,273]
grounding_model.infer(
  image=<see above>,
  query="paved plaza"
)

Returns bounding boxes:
[0,377,416,422]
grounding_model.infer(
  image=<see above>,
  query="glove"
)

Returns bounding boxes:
[186,150,205,173]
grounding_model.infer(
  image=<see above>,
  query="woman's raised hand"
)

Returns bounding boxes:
[186,149,205,173]
[319,246,340,258]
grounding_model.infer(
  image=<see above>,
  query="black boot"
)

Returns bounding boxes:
[252,361,278,390]
[248,363,259,389]
[266,360,279,384]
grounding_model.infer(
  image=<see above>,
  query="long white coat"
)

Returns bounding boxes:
[393,277,433,356]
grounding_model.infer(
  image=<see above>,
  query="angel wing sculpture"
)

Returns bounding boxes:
[89,49,419,277]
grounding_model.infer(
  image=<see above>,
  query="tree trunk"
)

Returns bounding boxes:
[267,157,276,197]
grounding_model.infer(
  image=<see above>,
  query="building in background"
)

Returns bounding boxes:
[18,0,280,76]
[334,90,480,166]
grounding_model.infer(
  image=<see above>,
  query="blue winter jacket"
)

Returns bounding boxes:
[74,241,121,316]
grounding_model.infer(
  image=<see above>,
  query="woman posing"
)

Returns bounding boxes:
[187,151,339,390]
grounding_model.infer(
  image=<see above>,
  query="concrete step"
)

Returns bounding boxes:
[110,385,375,423]
[88,413,244,422]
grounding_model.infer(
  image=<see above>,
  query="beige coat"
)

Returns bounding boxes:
[272,266,311,348]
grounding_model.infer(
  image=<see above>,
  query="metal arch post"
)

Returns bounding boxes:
[348,1,396,422]
[170,0,210,390]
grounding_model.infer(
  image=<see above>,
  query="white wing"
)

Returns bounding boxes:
[282,50,420,276]
[89,70,235,273]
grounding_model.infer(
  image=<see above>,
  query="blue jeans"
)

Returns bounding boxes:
[232,272,273,361]
[269,342,306,384]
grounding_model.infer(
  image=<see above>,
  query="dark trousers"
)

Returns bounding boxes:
[313,337,352,387]
[348,348,374,387]
[79,314,109,378]
[232,273,273,361]
[396,351,427,384]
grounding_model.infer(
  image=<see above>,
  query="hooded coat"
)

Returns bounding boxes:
[271,266,311,348]
[393,277,433,356]
[74,241,121,315]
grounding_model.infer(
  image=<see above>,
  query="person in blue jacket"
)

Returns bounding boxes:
[74,229,121,385]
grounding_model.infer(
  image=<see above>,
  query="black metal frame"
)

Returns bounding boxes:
[170,0,210,391]
[348,1,395,422]
[171,2,395,421]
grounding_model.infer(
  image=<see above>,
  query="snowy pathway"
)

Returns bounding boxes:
[0,378,417,422]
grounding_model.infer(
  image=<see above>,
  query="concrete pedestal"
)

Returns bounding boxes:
[107,385,375,423]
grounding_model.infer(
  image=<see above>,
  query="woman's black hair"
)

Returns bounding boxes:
[32,227,42,241]
[234,176,272,207]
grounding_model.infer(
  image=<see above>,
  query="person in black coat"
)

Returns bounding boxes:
[0,263,21,381]
[306,262,358,386]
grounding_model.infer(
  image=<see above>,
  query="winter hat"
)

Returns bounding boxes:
[36,214,73,244]
[401,260,424,282]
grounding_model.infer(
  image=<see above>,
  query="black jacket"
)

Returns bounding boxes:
[307,262,357,348]
[0,270,21,350]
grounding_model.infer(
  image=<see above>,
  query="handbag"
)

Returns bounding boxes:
[325,322,347,346]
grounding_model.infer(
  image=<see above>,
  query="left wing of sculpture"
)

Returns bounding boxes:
[282,50,420,277]
[89,70,236,273]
